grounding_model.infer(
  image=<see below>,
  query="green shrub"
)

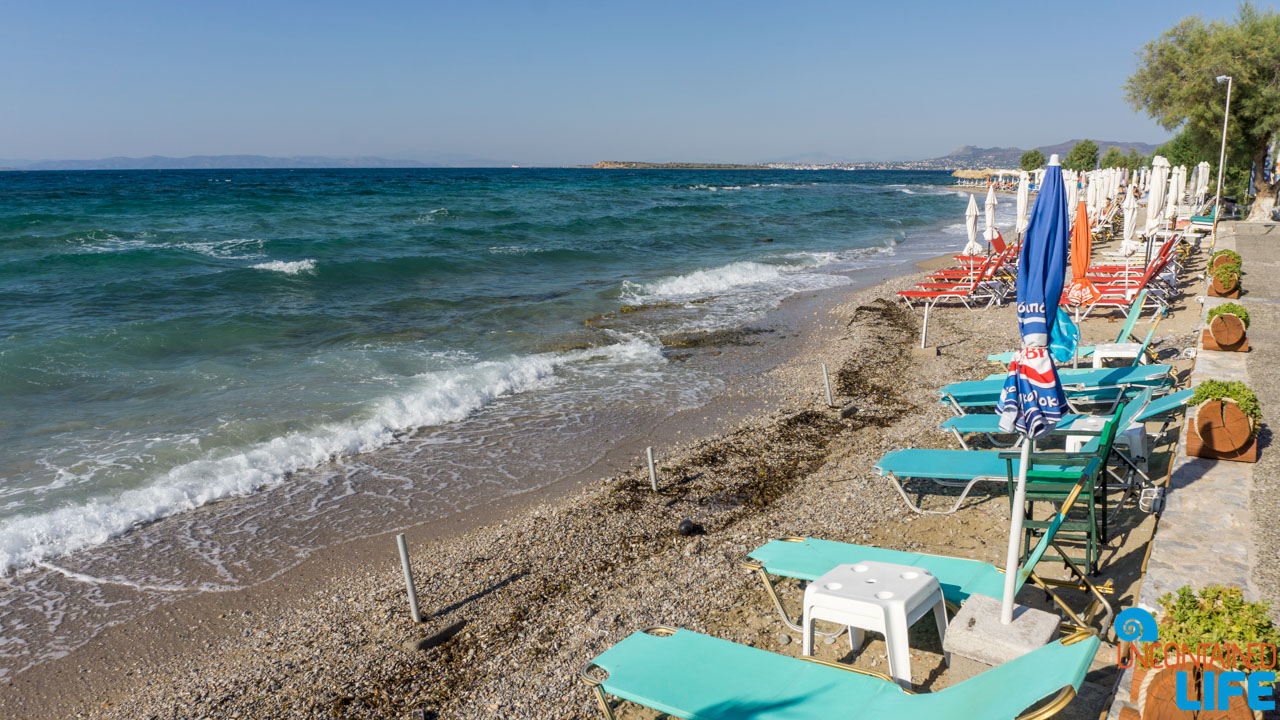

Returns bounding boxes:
[1211,261,1241,291]
[1211,249,1243,268]
[1207,302,1250,329]
[1190,380,1261,434]
[1151,585,1279,671]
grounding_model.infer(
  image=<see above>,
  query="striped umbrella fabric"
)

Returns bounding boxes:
[998,152,1068,463]
[996,153,1071,624]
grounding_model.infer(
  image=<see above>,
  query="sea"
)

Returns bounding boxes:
[0,168,1015,679]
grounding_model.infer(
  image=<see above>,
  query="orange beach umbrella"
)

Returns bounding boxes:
[1064,201,1100,306]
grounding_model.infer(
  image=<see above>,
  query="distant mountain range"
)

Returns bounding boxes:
[0,140,1165,172]
[0,151,511,171]
[931,139,1162,169]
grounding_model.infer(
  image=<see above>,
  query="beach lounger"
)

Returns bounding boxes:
[939,388,1154,449]
[897,255,1005,311]
[742,476,1113,641]
[940,387,1192,453]
[582,626,1100,720]
[939,364,1173,412]
[875,407,1123,572]
[987,292,1147,366]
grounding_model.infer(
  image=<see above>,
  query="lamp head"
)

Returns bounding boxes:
[1216,75,1231,83]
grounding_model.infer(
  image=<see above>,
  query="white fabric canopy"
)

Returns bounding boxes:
[962,193,982,255]
[1120,185,1139,255]
[1144,156,1169,236]
[1016,171,1030,236]
[1066,173,1079,227]
[984,184,999,243]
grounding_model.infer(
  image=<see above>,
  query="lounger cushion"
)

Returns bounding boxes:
[748,538,1006,605]
[591,628,1100,720]
[874,449,1085,482]
[942,365,1171,405]
[1135,389,1193,422]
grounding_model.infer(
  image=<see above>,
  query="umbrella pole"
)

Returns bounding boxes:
[1001,438,1033,625]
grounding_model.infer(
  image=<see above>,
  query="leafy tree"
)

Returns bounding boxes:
[1019,149,1046,171]
[1125,148,1148,171]
[1126,2,1280,220]
[1063,139,1099,171]
[1099,146,1126,168]
[1157,128,1203,169]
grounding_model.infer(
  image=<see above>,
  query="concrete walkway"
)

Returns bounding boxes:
[1106,221,1279,720]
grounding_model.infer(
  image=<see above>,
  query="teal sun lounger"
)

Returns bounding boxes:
[987,291,1148,365]
[583,626,1100,720]
[742,474,1114,646]
[940,364,1172,411]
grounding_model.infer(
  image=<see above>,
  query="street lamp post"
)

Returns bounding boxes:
[1211,75,1233,248]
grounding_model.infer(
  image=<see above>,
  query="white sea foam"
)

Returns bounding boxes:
[412,208,449,224]
[251,259,316,274]
[0,338,663,574]
[178,238,265,259]
[488,245,545,255]
[621,261,785,302]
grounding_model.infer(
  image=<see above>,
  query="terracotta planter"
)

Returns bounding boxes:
[1209,272,1240,298]
[1186,399,1259,462]
[1200,313,1249,352]
[1212,254,1239,269]
[1128,663,1255,719]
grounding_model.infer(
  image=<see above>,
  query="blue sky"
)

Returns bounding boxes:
[1,1,1266,165]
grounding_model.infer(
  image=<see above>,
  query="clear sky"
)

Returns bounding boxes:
[1,0,1266,165]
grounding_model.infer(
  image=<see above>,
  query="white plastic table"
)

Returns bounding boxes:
[1064,415,1148,470]
[1091,342,1147,368]
[801,560,949,688]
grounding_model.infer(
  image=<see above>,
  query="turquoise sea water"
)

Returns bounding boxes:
[0,168,1013,678]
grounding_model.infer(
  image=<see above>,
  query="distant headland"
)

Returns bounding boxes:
[591,161,770,170]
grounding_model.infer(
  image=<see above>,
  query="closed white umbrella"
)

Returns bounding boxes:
[1066,172,1079,227]
[1121,185,1139,255]
[1196,161,1212,200]
[984,183,999,244]
[1085,173,1098,218]
[1174,166,1187,216]
[962,193,982,255]
[1144,156,1168,237]
[1016,171,1031,237]
[1163,175,1178,223]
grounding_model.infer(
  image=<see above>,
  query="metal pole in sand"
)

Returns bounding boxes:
[821,363,834,408]
[646,446,658,492]
[1001,439,1032,624]
[396,533,423,623]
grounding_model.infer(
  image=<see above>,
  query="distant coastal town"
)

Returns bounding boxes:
[591,139,1162,172]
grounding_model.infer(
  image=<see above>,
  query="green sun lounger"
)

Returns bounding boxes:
[875,404,1123,572]
[987,291,1148,365]
[940,364,1172,411]
[939,388,1159,449]
[742,475,1114,642]
[939,388,1192,491]
[583,626,1100,720]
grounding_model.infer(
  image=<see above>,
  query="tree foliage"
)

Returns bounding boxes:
[1019,149,1046,171]
[1125,148,1148,171]
[1126,2,1280,219]
[1063,139,1099,171]
[1099,147,1127,168]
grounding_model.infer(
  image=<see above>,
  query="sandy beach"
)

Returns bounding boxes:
[1,229,1212,719]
